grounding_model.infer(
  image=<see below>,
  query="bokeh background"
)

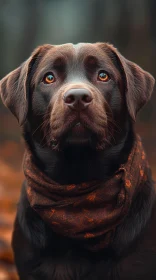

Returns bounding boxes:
[0,0,156,279]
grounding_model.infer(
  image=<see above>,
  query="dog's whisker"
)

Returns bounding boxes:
[32,119,50,138]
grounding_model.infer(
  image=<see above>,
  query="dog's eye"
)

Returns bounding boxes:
[98,71,110,82]
[43,72,55,84]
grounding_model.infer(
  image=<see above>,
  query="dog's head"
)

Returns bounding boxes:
[0,43,155,150]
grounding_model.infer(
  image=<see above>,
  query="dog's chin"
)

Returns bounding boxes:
[64,126,95,149]
[50,123,98,150]
[65,123,93,144]
[49,123,111,152]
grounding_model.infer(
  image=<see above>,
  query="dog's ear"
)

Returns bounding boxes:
[100,43,155,121]
[0,45,51,126]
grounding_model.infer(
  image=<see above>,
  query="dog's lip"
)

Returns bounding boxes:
[71,122,87,134]
[62,121,93,147]
[63,118,99,137]
[75,122,81,126]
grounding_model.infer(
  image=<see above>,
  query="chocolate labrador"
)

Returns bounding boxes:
[0,43,156,280]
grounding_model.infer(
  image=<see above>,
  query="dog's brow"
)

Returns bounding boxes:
[84,55,98,66]
[37,47,75,71]
[75,45,115,70]
[53,56,66,69]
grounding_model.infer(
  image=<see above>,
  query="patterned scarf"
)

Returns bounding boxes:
[24,135,149,251]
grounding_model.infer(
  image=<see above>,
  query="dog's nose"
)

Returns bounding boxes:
[64,88,92,110]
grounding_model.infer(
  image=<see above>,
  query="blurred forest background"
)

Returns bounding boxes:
[0,0,156,279]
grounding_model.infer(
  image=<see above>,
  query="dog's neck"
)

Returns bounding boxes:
[23,121,134,185]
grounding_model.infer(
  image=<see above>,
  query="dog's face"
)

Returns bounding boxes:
[0,43,155,151]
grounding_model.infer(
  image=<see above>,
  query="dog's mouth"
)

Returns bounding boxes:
[63,121,94,146]
[70,122,89,136]
[45,109,110,151]
[48,115,109,151]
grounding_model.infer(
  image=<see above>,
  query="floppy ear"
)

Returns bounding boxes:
[0,44,51,126]
[100,43,155,121]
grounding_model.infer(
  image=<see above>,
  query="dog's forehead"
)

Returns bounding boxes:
[39,43,112,66]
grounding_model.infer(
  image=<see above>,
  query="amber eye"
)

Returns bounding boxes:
[43,72,55,84]
[98,71,110,82]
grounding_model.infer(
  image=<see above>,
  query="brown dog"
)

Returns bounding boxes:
[0,43,156,280]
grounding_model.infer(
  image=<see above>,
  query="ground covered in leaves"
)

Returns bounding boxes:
[0,142,24,280]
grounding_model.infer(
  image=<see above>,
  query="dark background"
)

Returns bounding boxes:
[0,1,156,279]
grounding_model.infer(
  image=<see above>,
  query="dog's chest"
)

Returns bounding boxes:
[43,246,156,280]
[43,256,112,280]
